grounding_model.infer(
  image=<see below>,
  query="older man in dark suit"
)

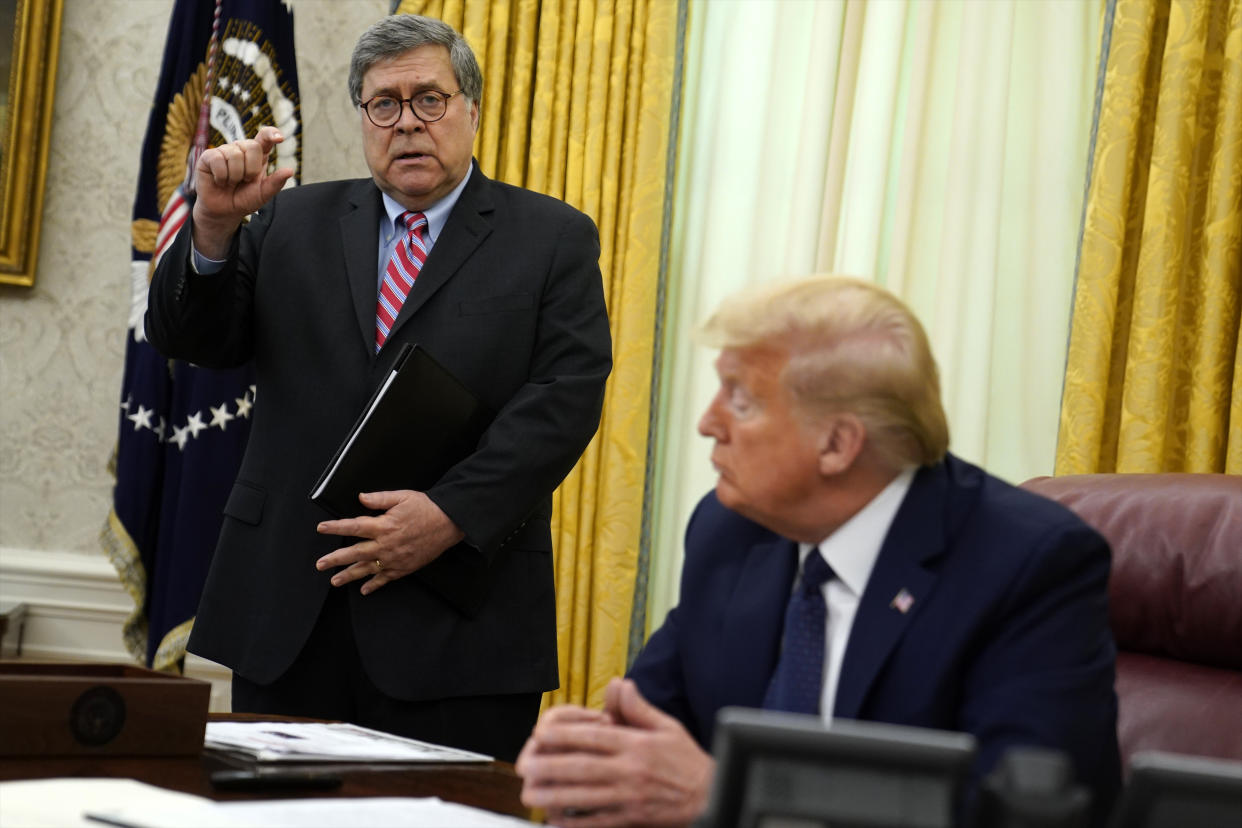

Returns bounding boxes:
[516,275,1119,825]
[146,14,611,761]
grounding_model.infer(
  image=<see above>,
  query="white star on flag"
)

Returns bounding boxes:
[185,412,208,438]
[209,404,235,430]
[127,405,154,432]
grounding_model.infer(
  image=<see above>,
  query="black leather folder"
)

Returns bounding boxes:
[310,343,493,518]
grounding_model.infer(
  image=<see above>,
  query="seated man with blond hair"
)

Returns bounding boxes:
[516,275,1121,827]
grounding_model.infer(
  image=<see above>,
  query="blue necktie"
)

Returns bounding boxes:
[763,551,836,715]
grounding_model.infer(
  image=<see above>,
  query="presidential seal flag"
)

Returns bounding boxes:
[103,0,300,672]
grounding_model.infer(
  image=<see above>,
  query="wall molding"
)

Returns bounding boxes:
[0,546,232,710]
[0,546,132,661]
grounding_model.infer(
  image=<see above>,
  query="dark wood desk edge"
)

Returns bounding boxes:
[0,713,533,820]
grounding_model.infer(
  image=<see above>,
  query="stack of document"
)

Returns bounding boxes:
[204,722,492,763]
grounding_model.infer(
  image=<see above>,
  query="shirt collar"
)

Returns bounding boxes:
[380,162,473,245]
[801,466,917,597]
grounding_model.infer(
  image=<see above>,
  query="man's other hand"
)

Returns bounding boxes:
[315,490,465,595]
[515,678,715,828]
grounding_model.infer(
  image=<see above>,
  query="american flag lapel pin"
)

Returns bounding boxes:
[890,588,915,614]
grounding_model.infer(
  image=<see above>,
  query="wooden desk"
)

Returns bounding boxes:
[0,715,531,819]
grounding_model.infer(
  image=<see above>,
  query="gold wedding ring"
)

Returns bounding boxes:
[374,559,384,571]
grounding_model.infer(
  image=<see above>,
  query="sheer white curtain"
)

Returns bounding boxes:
[646,0,1100,631]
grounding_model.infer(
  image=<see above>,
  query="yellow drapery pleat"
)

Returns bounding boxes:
[1057,0,1242,474]
[397,0,679,708]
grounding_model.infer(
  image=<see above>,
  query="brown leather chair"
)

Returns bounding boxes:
[1020,473,1242,771]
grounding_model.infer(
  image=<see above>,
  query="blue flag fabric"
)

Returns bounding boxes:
[103,0,300,672]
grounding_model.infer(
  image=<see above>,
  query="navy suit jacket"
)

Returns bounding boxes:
[630,454,1120,822]
[147,164,611,703]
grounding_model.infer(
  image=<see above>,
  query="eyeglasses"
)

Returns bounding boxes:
[360,90,463,127]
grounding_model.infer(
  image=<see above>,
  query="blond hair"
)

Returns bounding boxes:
[698,275,949,469]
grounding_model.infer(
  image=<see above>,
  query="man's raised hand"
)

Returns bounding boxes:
[192,125,295,258]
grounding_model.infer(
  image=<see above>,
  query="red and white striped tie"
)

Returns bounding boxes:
[375,211,428,351]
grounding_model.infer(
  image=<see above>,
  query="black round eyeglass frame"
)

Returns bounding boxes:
[359,90,464,127]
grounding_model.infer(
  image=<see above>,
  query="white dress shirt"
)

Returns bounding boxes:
[798,466,916,718]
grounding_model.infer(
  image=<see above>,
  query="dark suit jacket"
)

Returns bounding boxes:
[629,454,1121,822]
[146,164,611,702]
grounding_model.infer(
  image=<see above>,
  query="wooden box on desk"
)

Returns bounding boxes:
[0,662,210,757]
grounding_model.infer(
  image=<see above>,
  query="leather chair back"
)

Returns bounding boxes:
[1021,473,1242,768]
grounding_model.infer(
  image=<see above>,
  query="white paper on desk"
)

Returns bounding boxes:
[0,778,209,828]
[87,796,533,828]
[204,721,492,762]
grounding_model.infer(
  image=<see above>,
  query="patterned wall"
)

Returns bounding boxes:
[0,0,388,554]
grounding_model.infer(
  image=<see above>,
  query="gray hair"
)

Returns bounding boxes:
[348,14,483,106]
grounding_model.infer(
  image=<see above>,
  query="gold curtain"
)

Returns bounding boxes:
[1057,0,1242,474]
[396,0,679,707]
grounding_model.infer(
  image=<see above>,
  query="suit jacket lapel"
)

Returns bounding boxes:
[340,181,385,355]
[388,162,495,339]
[833,463,949,720]
[716,536,798,712]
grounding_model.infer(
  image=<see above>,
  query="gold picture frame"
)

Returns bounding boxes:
[1,0,63,287]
